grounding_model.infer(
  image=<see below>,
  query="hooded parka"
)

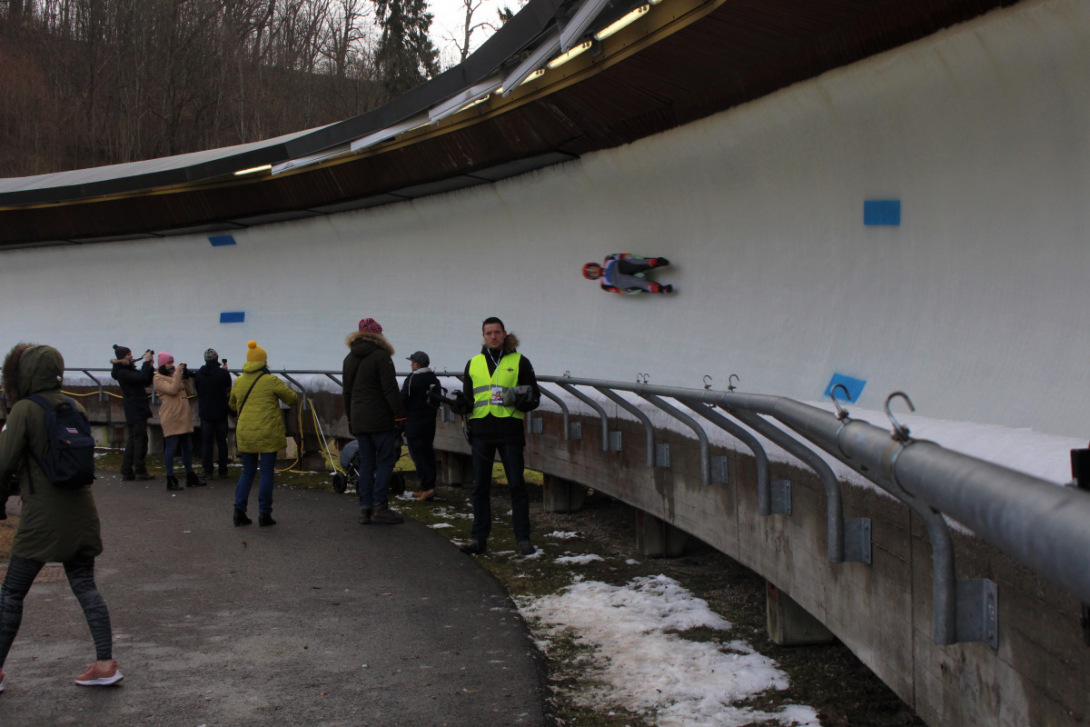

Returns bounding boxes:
[153,368,195,437]
[229,361,298,454]
[342,331,405,434]
[0,345,103,563]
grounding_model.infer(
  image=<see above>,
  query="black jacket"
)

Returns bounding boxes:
[461,333,540,445]
[342,331,406,434]
[194,362,233,420]
[400,367,440,440]
[111,359,153,421]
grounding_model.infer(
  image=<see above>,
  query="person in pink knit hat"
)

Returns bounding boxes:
[153,352,204,491]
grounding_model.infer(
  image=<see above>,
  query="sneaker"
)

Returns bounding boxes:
[75,660,123,687]
[459,539,487,555]
[413,489,436,502]
[517,541,536,556]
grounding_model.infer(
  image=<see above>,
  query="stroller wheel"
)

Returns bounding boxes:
[389,472,406,496]
[332,472,347,494]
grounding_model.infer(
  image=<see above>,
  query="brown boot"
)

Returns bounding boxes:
[371,503,404,525]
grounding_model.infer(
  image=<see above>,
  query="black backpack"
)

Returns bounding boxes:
[26,394,96,491]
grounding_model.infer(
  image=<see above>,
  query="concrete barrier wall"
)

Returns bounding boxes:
[430,409,1090,727]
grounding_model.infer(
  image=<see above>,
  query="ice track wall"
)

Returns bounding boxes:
[1,0,1087,442]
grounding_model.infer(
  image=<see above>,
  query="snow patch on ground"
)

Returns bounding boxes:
[519,574,820,726]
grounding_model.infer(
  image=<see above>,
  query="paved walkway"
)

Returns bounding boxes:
[0,473,547,726]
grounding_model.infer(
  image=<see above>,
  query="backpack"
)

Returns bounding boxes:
[26,394,96,491]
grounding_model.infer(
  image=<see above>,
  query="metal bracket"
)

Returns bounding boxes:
[530,415,544,434]
[844,518,872,564]
[608,431,622,452]
[655,443,670,468]
[770,479,791,515]
[957,578,999,649]
[569,421,582,440]
[711,455,728,484]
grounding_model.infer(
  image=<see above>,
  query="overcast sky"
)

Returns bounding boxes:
[429,0,527,68]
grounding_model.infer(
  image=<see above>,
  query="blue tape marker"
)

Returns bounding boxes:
[209,235,237,246]
[220,311,245,324]
[864,200,901,226]
[824,373,866,402]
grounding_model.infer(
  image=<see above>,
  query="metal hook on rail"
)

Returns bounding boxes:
[727,374,739,392]
[831,383,852,421]
[636,373,650,384]
[885,391,915,443]
[703,375,713,390]
[563,370,572,379]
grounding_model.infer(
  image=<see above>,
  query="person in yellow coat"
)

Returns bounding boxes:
[228,341,298,527]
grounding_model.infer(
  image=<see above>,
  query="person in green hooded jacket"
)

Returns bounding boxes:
[0,343,123,693]
[228,340,298,527]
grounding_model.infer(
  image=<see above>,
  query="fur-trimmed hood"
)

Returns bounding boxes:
[346,330,395,357]
[482,331,520,355]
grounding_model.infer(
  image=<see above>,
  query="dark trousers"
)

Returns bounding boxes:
[0,554,114,668]
[406,434,436,490]
[201,417,229,475]
[469,437,531,544]
[120,417,149,476]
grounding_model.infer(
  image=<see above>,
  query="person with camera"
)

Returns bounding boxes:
[194,348,232,480]
[110,344,155,481]
[153,352,203,491]
[454,317,540,556]
[400,351,440,502]
[343,318,406,525]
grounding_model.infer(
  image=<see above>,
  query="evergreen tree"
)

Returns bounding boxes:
[374,0,440,98]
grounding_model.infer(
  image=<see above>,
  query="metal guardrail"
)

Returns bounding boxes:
[52,367,1090,646]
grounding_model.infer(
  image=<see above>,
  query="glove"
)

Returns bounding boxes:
[394,418,406,432]
[451,391,472,416]
[503,385,536,411]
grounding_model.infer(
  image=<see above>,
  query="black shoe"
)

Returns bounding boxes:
[258,513,277,527]
[218,468,229,478]
[371,505,404,525]
[459,539,487,555]
[185,471,206,487]
[233,508,252,527]
[203,470,214,481]
[357,508,372,525]
[121,474,135,481]
[135,473,154,481]
[166,476,183,491]
[517,541,536,556]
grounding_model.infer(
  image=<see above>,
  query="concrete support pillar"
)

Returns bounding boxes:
[542,474,587,513]
[765,582,834,645]
[148,423,163,455]
[439,451,473,487]
[635,510,688,558]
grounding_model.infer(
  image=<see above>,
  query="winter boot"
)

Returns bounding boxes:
[370,503,404,525]
[258,513,277,527]
[166,476,183,491]
[233,508,252,526]
[357,508,373,525]
[186,471,206,487]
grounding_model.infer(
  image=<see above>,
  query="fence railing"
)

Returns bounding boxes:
[48,367,1090,646]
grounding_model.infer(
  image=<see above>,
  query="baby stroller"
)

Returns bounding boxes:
[331,437,406,496]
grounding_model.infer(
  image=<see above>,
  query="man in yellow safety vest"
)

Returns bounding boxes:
[457,317,540,556]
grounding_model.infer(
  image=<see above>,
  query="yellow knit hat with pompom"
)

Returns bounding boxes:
[246,340,267,363]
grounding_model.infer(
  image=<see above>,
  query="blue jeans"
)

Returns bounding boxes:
[163,433,194,476]
[235,452,276,515]
[355,430,399,510]
[469,438,531,544]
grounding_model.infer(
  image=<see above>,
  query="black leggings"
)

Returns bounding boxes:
[0,554,114,668]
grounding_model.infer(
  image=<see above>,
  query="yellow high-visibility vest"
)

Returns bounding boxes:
[468,352,524,420]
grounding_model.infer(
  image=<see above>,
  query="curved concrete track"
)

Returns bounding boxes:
[0,475,546,726]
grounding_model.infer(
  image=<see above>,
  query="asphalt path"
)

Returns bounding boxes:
[0,473,547,726]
